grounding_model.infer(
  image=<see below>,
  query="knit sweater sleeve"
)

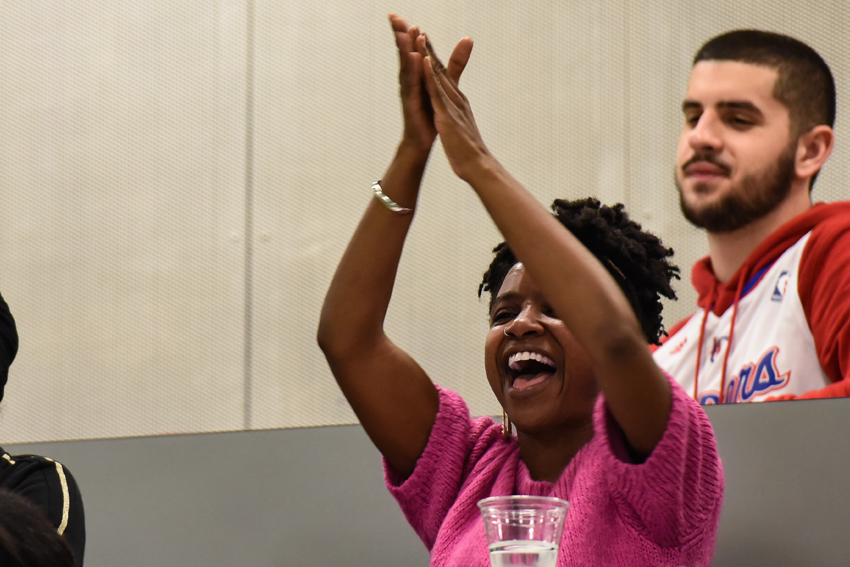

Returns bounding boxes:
[596,373,724,548]
[383,385,498,550]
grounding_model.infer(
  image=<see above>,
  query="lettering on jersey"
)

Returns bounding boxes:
[669,336,687,355]
[699,391,720,405]
[710,336,728,363]
[724,347,790,402]
[771,270,790,302]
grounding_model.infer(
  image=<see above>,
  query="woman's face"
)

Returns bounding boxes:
[484,263,599,435]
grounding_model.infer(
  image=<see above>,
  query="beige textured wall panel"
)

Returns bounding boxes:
[2,0,847,441]
[248,1,628,429]
[627,0,850,327]
[0,0,249,442]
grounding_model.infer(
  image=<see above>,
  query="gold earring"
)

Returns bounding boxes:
[502,409,512,438]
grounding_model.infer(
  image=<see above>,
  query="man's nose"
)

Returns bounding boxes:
[687,113,723,152]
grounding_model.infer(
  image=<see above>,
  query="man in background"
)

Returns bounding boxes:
[0,292,86,566]
[653,30,850,403]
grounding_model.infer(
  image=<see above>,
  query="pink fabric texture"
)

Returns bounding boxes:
[384,376,723,566]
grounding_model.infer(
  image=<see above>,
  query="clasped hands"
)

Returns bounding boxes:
[389,13,492,182]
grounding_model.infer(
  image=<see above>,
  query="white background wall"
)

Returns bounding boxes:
[1,0,848,443]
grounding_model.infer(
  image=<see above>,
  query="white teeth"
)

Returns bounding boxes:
[507,351,556,371]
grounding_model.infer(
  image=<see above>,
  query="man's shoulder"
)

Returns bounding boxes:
[798,202,850,263]
[751,202,850,272]
[0,449,73,486]
[806,201,850,231]
[809,201,850,234]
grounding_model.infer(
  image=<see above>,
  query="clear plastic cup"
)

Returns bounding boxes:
[477,495,569,567]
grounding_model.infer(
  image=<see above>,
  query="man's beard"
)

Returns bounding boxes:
[676,145,797,233]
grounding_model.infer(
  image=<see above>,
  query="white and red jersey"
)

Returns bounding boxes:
[653,202,850,403]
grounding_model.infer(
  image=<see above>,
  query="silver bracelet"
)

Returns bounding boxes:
[371,181,413,215]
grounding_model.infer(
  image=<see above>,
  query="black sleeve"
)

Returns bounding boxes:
[1,454,86,566]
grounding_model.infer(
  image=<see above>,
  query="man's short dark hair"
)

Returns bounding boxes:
[694,30,836,137]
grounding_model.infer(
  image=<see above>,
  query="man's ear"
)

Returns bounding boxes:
[795,124,834,181]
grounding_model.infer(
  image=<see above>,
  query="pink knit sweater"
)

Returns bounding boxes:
[384,376,723,566]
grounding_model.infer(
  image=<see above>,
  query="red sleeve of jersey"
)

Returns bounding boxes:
[796,217,850,398]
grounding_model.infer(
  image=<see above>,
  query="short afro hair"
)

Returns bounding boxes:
[478,197,679,345]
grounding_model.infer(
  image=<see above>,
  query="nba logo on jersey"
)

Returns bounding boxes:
[710,336,727,363]
[771,270,790,302]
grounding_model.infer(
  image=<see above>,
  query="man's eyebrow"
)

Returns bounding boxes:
[716,100,764,117]
[681,100,764,117]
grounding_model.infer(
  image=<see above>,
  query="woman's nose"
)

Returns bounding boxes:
[504,306,545,337]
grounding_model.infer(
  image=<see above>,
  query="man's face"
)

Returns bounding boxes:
[675,61,798,233]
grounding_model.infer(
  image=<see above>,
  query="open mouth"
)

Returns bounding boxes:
[507,351,557,391]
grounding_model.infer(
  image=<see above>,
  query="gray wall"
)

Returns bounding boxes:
[8,398,850,567]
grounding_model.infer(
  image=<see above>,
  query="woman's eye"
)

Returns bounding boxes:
[492,311,514,325]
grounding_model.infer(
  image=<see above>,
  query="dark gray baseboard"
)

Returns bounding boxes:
[8,398,850,567]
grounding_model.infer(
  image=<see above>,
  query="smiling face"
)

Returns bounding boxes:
[675,61,799,233]
[484,263,598,435]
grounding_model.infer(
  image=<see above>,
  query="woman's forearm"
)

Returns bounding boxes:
[317,142,429,357]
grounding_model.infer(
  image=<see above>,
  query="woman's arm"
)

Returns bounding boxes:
[317,16,473,477]
[420,40,670,458]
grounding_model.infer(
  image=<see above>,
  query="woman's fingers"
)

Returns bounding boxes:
[424,37,447,75]
[422,58,447,116]
[419,34,473,87]
[418,35,466,108]
[390,15,424,98]
[389,15,437,149]
[408,24,421,47]
[446,37,474,85]
[388,12,409,34]
[418,43,447,112]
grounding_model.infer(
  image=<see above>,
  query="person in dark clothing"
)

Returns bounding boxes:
[0,292,86,566]
[0,489,75,567]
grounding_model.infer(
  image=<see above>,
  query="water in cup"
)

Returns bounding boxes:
[478,496,568,567]
[487,539,558,567]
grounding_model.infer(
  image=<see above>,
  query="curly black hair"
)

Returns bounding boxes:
[478,197,680,345]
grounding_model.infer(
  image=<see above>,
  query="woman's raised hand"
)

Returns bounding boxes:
[389,14,473,154]
[418,33,491,181]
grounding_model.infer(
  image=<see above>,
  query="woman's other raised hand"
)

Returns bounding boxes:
[417,32,491,181]
[389,13,473,154]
